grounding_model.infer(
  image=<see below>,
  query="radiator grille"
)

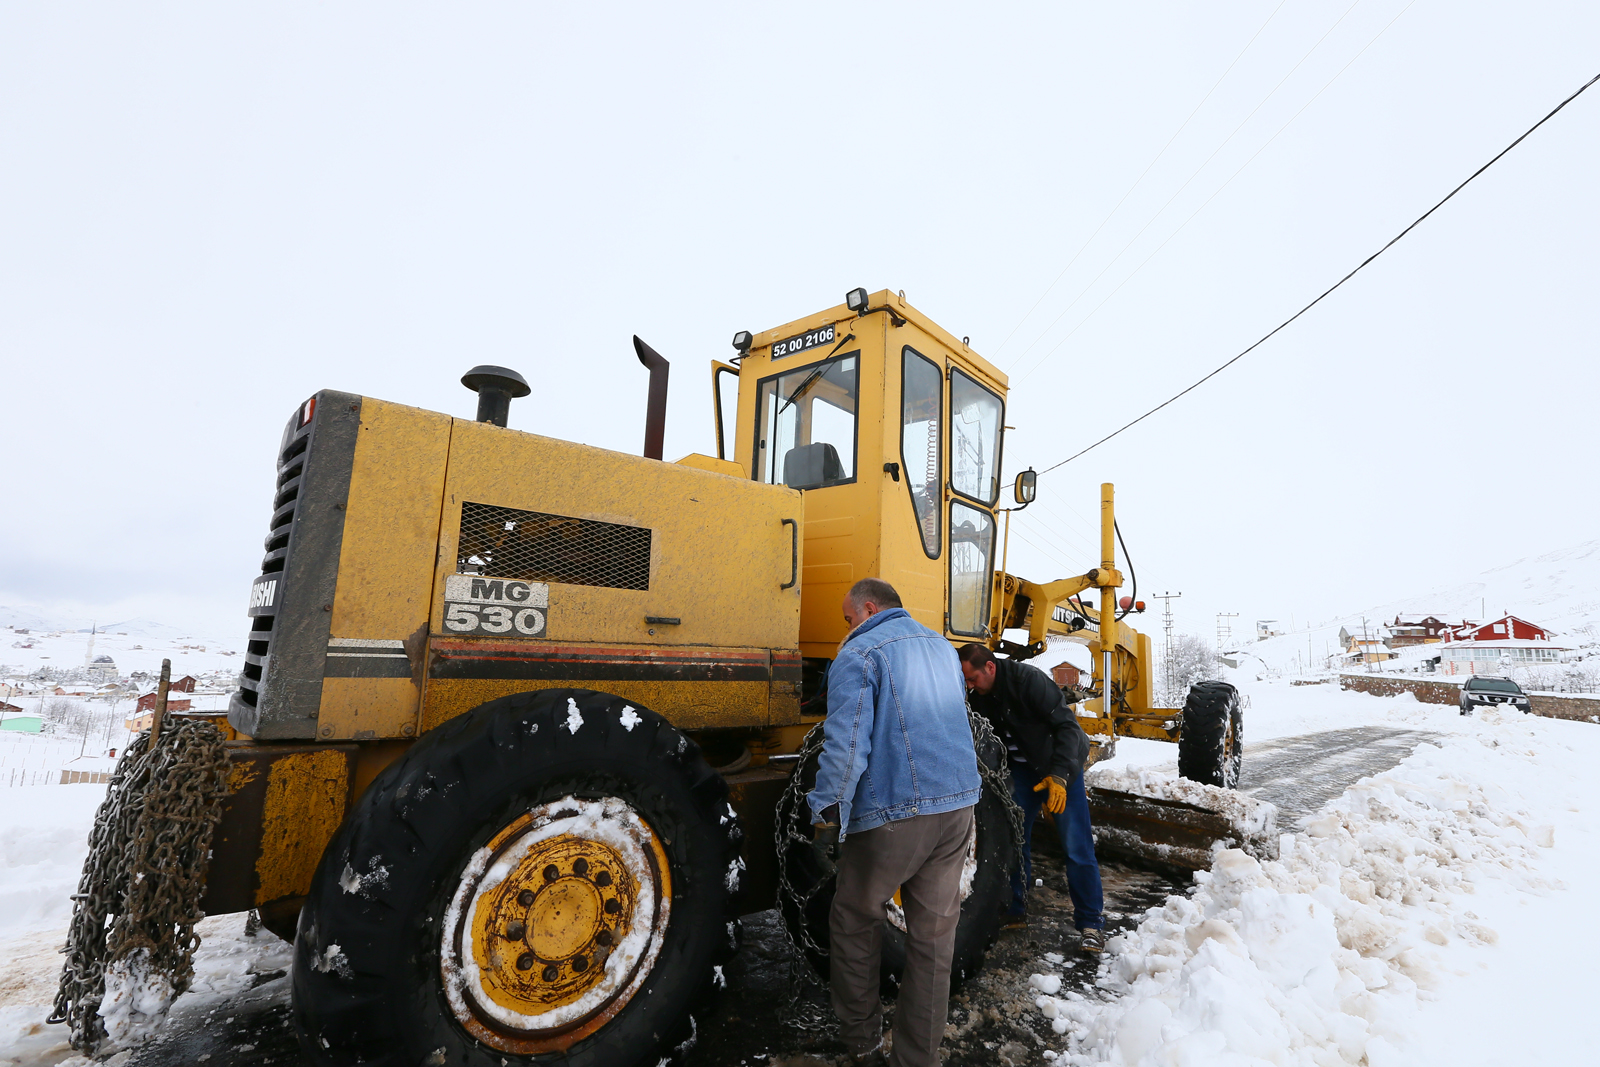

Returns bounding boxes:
[457,502,652,591]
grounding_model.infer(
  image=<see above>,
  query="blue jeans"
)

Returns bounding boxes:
[1008,762,1103,930]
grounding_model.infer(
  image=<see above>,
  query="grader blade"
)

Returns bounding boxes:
[1086,775,1278,878]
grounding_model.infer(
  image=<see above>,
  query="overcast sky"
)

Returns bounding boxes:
[2,1,1596,643]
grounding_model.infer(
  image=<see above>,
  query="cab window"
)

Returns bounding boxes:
[950,369,1003,505]
[900,347,942,558]
[948,502,994,636]
[753,354,859,489]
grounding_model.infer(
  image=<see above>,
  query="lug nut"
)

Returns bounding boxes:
[505,921,525,941]
[543,865,560,882]
[542,965,560,982]
[571,955,588,973]
[594,870,612,887]
[518,890,535,907]
[596,929,613,947]
[604,899,621,915]
[572,857,589,876]
[516,953,534,971]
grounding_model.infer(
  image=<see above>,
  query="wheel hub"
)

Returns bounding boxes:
[441,796,671,1054]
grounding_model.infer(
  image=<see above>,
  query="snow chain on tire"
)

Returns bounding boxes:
[772,703,1026,1012]
[51,718,231,1052]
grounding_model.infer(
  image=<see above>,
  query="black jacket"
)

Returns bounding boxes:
[969,659,1091,783]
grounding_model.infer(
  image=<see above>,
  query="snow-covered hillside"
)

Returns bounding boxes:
[1237,539,1600,675]
[1,621,243,682]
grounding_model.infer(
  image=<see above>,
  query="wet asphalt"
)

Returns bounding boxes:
[118,725,1439,1067]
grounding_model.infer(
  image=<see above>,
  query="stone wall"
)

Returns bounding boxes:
[1338,673,1600,723]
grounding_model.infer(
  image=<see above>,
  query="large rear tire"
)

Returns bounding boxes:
[776,720,1014,992]
[1177,680,1243,788]
[292,689,742,1067]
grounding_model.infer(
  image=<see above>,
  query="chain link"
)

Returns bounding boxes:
[51,718,231,1052]
[770,703,1026,1027]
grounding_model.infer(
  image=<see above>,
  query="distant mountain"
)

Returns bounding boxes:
[0,605,71,631]
[1243,538,1600,673]
[83,618,201,640]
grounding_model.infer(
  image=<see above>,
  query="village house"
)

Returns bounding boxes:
[1437,615,1567,675]
[1387,614,1452,647]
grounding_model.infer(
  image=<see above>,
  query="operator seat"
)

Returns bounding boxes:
[782,442,844,489]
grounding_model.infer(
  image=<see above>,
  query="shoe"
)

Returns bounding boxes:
[851,1043,888,1065]
[1002,911,1028,930]
[1079,927,1107,953]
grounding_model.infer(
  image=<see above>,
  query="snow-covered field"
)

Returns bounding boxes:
[0,679,1594,1066]
[1037,677,1599,1065]
[1,613,243,684]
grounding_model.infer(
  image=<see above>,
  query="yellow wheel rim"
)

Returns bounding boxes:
[441,796,672,1054]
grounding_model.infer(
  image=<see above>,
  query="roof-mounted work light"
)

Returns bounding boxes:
[845,287,869,314]
[731,330,753,355]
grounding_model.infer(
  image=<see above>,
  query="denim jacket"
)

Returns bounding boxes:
[807,607,981,836]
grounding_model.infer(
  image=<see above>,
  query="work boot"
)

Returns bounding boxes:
[850,1042,888,1066]
[1079,927,1107,953]
[1002,910,1028,931]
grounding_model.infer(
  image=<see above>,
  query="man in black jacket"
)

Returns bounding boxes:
[958,643,1105,952]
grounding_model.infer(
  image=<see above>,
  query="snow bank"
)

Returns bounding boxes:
[1030,705,1576,1064]
[0,785,107,940]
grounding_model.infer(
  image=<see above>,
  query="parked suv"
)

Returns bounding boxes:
[1459,675,1531,715]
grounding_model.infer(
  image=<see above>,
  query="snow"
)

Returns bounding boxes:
[618,705,641,731]
[1025,682,1600,1065]
[2,674,1596,1065]
[564,697,584,734]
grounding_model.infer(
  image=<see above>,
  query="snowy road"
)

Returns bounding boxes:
[3,686,1588,1067]
[84,723,1438,1067]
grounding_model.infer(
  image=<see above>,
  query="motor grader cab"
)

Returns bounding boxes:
[55,290,1247,1066]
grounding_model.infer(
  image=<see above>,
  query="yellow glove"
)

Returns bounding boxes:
[1033,775,1069,815]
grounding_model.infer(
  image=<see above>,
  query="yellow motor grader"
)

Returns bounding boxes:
[59,289,1247,1066]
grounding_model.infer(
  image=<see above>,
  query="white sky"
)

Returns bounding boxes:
[2,2,1596,642]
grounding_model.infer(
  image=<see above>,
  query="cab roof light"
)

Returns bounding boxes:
[845,287,869,313]
[732,330,753,355]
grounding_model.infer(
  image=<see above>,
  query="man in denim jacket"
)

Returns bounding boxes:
[808,578,980,1067]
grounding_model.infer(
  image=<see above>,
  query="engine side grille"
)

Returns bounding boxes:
[457,502,652,591]
[229,390,361,739]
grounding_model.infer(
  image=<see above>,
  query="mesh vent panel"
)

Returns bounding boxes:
[458,502,652,591]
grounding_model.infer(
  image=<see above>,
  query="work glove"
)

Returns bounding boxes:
[1034,775,1069,815]
[811,822,840,875]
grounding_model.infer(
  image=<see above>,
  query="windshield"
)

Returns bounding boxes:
[950,369,1002,504]
[1470,678,1523,693]
[753,355,858,489]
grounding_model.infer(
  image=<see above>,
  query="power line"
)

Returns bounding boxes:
[1006,0,1363,372]
[1037,67,1600,477]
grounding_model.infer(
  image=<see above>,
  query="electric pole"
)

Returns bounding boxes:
[1154,592,1182,702]
[1216,613,1239,652]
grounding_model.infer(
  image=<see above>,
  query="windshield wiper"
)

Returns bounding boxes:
[778,366,828,414]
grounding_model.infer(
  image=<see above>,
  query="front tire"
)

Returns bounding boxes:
[292,689,742,1067]
[1177,681,1243,788]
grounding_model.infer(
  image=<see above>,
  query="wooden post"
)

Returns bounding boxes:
[150,659,171,746]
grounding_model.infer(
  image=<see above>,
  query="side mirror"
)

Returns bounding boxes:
[1014,468,1037,505]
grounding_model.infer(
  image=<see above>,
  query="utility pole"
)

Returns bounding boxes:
[1362,616,1374,674]
[1154,592,1182,702]
[1216,613,1239,652]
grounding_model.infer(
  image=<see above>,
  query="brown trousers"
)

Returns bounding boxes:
[829,806,974,1067]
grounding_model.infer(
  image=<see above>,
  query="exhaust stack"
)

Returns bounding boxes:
[461,365,531,427]
[633,336,670,460]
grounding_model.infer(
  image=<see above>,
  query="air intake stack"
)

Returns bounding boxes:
[461,366,531,427]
